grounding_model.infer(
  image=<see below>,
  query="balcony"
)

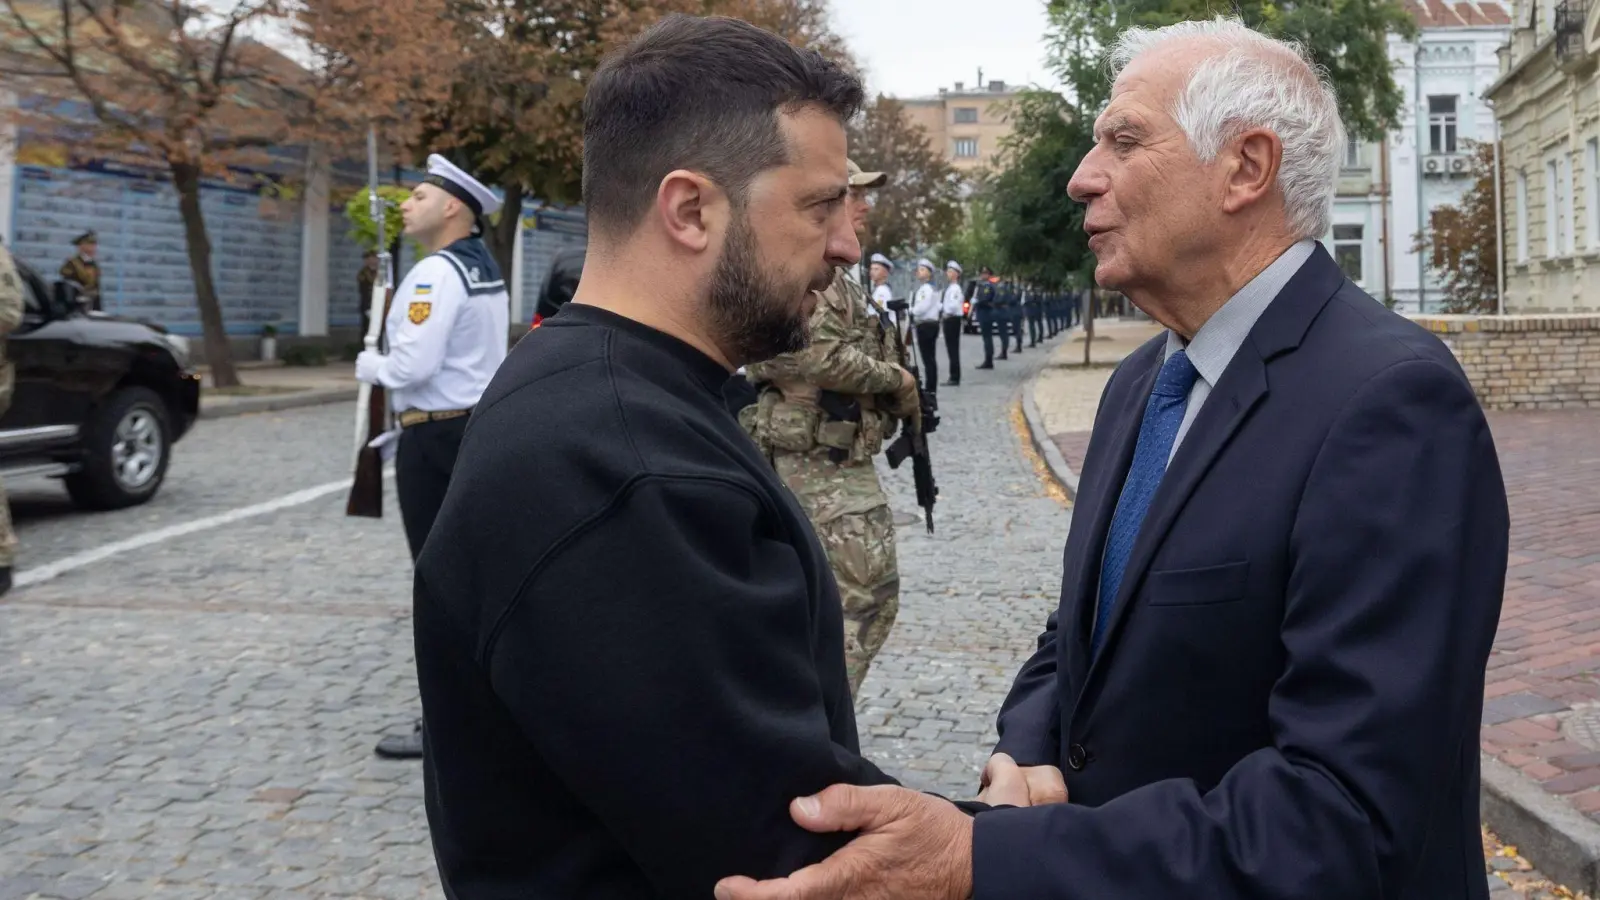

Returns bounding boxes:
[1555,0,1590,71]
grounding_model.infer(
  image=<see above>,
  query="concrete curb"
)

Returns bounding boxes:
[1019,334,1082,502]
[1482,752,1600,895]
[198,386,358,420]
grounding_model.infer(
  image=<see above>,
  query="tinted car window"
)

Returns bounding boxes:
[18,263,45,317]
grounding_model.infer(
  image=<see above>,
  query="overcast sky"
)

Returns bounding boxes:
[829,0,1060,99]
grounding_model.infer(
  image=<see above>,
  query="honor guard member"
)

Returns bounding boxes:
[1026,281,1045,347]
[868,251,894,309]
[908,258,941,395]
[1004,276,1024,354]
[940,260,964,385]
[60,230,101,312]
[355,154,510,760]
[991,275,1015,359]
[972,265,998,369]
[0,245,23,594]
[741,159,919,697]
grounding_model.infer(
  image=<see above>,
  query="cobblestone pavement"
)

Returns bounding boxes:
[0,330,1074,898]
[1037,320,1592,899]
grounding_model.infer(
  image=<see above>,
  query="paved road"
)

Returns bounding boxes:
[0,331,1069,898]
[1,327,1563,898]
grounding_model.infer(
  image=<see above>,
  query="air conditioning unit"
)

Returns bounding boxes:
[1425,158,1441,173]
[1451,156,1468,172]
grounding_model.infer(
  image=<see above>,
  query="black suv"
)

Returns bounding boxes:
[4,256,200,509]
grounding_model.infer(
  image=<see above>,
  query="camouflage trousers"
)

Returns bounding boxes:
[773,451,900,696]
[0,362,15,568]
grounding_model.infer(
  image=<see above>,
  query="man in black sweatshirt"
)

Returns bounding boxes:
[411,13,1032,900]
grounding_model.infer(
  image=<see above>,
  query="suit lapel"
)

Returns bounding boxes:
[1078,244,1349,690]
[1061,346,1161,690]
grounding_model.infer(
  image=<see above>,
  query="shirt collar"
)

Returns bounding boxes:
[1164,238,1315,386]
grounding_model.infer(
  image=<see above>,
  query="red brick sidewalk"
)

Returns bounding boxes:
[1051,409,1600,823]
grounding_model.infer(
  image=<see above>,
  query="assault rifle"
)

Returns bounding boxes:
[883,297,939,533]
[347,126,394,518]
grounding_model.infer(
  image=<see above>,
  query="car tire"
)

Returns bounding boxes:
[65,386,172,511]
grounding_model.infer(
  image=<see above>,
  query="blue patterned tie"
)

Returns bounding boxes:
[1091,350,1200,656]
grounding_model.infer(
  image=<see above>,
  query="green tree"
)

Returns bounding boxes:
[1411,140,1498,314]
[846,95,965,258]
[937,183,1005,275]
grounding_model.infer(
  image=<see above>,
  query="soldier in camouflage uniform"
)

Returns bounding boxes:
[0,244,24,593]
[740,158,920,696]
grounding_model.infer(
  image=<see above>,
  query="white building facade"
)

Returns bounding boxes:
[1324,0,1511,312]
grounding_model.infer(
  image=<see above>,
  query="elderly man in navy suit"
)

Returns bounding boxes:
[717,16,1510,900]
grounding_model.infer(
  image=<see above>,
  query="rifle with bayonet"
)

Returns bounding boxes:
[347,126,394,518]
[883,296,939,534]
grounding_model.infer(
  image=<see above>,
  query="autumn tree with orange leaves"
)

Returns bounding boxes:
[0,0,454,386]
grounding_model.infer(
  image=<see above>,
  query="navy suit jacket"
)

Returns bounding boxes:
[973,245,1509,898]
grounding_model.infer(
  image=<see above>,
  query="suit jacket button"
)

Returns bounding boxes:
[1067,743,1087,771]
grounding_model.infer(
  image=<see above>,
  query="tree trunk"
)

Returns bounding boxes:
[483,182,525,281]
[171,161,240,389]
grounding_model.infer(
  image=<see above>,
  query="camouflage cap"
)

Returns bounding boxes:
[848,158,887,188]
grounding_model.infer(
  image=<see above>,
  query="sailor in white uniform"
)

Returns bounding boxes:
[909,257,942,395]
[941,260,965,386]
[355,153,510,759]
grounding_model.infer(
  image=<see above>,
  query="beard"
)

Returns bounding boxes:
[708,213,829,366]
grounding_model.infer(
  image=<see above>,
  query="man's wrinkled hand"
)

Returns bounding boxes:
[975,752,1033,807]
[713,785,972,900]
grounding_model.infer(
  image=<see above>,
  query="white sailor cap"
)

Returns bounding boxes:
[946,260,963,274]
[870,252,894,270]
[916,258,935,272]
[423,154,501,218]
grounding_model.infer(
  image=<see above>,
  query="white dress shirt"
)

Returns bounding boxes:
[941,282,965,318]
[910,283,940,323]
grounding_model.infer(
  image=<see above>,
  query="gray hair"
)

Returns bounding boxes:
[1107,17,1344,240]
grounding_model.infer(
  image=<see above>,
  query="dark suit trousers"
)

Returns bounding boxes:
[942,317,963,384]
[396,416,469,562]
[915,321,941,393]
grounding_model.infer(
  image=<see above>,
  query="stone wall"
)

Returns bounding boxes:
[1412,315,1600,410]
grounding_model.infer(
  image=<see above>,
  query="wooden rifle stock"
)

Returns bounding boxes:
[346,285,394,518]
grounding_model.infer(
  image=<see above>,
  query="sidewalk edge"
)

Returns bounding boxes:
[1481,752,1600,895]
[1020,369,1080,503]
[199,387,358,420]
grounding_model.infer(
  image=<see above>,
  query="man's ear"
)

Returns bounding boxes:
[1220,127,1283,215]
[657,170,724,253]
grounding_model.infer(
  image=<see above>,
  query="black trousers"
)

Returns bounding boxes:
[942,317,963,385]
[396,416,470,562]
[914,321,941,393]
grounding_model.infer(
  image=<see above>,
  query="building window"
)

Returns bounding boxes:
[1345,137,1363,168]
[1542,156,1568,256]
[954,137,979,158]
[1588,138,1600,249]
[1332,224,1364,283]
[953,107,978,124]
[1564,154,1577,254]
[1516,169,1528,263]
[1428,96,1458,153]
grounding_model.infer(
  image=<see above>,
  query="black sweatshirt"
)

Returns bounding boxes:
[414,302,898,899]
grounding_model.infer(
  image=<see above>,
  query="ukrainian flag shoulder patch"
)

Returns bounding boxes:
[414,284,433,296]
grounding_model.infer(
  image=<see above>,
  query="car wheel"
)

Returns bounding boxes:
[65,386,172,511]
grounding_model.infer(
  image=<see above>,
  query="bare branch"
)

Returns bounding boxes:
[1,0,150,138]
[71,0,184,95]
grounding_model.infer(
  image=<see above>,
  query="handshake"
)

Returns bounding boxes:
[713,754,1067,900]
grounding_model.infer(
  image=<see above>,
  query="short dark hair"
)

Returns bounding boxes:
[582,14,864,238]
